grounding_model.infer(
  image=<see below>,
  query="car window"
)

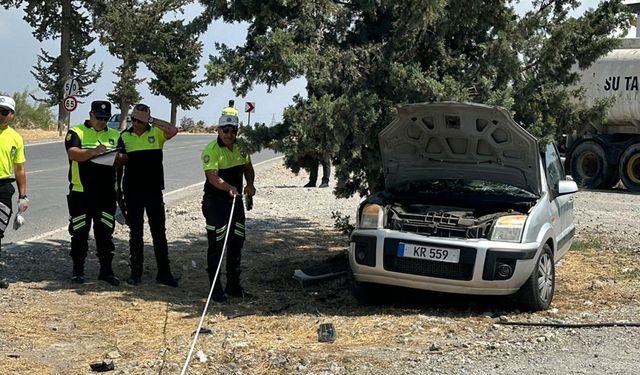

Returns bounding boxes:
[544,143,563,197]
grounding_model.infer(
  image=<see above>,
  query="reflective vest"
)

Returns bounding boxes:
[0,127,25,180]
[222,106,239,116]
[67,123,119,193]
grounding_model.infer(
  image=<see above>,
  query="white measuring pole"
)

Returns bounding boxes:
[180,195,238,375]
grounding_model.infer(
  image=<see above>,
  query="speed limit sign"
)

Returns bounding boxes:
[63,96,78,112]
[64,78,80,96]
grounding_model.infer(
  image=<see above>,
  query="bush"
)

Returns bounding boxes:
[179,116,215,133]
[1,90,55,130]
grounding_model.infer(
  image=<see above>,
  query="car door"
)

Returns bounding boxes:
[544,143,574,259]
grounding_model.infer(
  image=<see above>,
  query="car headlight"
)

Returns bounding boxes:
[359,204,384,229]
[490,215,527,242]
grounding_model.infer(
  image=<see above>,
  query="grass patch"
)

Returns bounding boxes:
[570,238,603,252]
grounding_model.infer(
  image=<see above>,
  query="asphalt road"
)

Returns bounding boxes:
[3,134,277,247]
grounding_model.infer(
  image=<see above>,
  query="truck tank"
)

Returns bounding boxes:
[567,38,640,191]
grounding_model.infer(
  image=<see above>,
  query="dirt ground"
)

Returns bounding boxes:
[2,130,639,374]
[1,199,639,374]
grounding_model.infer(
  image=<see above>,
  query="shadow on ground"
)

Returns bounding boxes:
[2,213,522,322]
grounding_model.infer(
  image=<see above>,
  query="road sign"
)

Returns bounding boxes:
[64,78,80,96]
[245,102,255,113]
[63,96,78,112]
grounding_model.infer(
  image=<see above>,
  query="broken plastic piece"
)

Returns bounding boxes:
[89,361,115,372]
[292,269,346,287]
[199,327,212,334]
[318,322,336,343]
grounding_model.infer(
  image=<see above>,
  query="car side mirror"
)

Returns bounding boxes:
[558,180,578,195]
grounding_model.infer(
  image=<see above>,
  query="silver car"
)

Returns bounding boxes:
[349,102,578,311]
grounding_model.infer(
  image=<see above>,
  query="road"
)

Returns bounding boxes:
[3,134,277,247]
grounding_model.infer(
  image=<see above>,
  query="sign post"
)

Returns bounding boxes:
[245,101,255,127]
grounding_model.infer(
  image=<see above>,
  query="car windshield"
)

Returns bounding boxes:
[391,179,538,199]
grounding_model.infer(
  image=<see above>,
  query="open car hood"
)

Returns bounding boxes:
[379,102,541,195]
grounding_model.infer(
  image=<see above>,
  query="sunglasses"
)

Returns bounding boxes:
[219,126,238,134]
[0,108,11,116]
[96,116,109,121]
[133,118,146,124]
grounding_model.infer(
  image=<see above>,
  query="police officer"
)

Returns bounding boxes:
[0,96,28,289]
[65,100,120,286]
[201,114,256,301]
[116,103,179,287]
[221,100,239,117]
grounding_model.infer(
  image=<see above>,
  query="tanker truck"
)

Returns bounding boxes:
[566,37,640,191]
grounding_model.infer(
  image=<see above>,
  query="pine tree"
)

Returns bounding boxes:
[200,0,632,197]
[1,0,103,134]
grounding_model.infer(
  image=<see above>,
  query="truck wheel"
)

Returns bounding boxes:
[569,141,615,189]
[517,244,554,311]
[619,144,640,191]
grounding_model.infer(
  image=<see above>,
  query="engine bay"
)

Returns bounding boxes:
[386,203,527,239]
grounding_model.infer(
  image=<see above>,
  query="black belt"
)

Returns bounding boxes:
[0,178,15,184]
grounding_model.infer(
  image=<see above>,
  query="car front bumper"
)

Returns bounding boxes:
[349,229,541,296]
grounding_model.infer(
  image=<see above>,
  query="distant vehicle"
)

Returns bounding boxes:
[567,37,640,191]
[349,102,578,311]
[107,114,131,130]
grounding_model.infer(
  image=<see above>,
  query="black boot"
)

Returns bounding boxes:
[209,274,226,302]
[71,258,85,284]
[226,281,253,299]
[126,266,143,286]
[98,260,120,286]
[0,278,8,289]
[156,266,178,287]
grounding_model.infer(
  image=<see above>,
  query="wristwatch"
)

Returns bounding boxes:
[19,195,27,199]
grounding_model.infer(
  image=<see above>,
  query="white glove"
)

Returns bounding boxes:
[17,197,29,213]
[13,213,24,230]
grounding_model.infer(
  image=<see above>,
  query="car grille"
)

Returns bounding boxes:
[383,239,476,280]
[388,211,492,239]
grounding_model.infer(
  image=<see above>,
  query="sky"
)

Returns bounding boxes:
[0,3,306,126]
[0,1,634,127]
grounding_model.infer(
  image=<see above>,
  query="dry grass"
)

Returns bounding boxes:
[14,128,63,142]
[1,225,639,374]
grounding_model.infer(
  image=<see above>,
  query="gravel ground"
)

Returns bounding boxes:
[1,159,640,374]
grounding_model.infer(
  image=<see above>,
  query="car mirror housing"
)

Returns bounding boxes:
[558,180,578,195]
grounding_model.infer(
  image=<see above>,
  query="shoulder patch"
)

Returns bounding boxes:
[109,138,115,145]
[66,133,72,141]
[10,146,16,156]
[148,136,155,143]
[202,154,210,163]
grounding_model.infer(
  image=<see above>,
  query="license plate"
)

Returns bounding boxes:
[397,243,460,263]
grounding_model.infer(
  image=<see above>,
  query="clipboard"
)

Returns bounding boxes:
[90,148,118,166]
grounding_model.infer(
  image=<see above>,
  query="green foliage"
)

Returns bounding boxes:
[146,20,206,125]
[1,0,102,126]
[200,1,633,197]
[1,90,55,129]
[331,211,354,236]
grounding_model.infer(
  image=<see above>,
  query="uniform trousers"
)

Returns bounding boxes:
[124,189,170,275]
[202,193,246,289]
[67,190,116,265]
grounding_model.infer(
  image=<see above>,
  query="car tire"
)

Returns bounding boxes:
[569,141,616,189]
[518,244,555,311]
[619,144,640,191]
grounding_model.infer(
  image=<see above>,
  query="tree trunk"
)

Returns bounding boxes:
[170,102,177,126]
[58,0,72,136]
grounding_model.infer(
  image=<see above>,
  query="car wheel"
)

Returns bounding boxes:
[619,144,640,191]
[518,244,555,311]
[569,141,616,189]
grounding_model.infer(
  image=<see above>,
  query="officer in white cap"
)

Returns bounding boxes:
[0,95,29,289]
